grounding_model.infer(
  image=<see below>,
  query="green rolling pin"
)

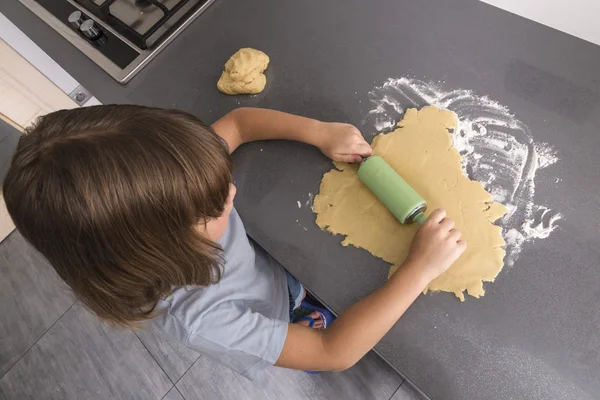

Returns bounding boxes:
[357,156,428,225]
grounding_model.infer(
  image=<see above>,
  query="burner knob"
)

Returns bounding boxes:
[80,19,102,40]
[68,11,84,29]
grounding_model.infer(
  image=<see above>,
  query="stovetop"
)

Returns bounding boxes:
[19,0,215,83]
[72,0,203,49]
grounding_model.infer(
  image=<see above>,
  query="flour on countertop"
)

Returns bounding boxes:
[364,77,562,266]
[295,219,308,231]
[296,193,315,229]
[305,192,314,208]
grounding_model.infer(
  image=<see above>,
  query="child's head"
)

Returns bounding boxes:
[3,105,233,325]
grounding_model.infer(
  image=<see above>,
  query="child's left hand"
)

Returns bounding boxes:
[317,122,373,163]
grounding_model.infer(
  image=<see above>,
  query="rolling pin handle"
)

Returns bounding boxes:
[413,212,427,226]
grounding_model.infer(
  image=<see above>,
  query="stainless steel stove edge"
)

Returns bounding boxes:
[17,0,216,84]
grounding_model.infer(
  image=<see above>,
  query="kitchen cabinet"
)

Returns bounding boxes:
[0,39,78,242]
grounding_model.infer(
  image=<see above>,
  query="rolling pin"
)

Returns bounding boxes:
[357,156,428,225]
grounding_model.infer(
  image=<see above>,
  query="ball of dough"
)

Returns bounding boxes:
[217,48,270,95]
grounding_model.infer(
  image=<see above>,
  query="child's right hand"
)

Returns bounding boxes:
[405,209,467,281]
[279,208,466,372]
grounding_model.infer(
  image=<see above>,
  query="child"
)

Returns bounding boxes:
[3,105,465,379]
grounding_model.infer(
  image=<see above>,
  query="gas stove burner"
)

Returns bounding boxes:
[20,0,215,83]
[134,0,157,10]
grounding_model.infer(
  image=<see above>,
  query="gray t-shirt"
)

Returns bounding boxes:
[150,208,289,380]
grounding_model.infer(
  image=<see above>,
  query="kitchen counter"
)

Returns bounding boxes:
[2,0,599,399]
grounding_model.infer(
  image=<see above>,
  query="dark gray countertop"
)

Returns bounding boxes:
[3,0,599,399]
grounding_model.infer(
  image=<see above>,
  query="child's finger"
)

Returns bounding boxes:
[336,154,363,163]
[439,217,455,231]
[427,209,446,224]
[448,229,462,242]
[356,143,373,157]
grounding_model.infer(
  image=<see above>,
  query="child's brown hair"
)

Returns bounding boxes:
[3,105,232,325]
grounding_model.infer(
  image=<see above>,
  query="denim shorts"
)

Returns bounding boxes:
[285,270,305,319]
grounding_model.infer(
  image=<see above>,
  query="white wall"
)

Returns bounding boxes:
[481,0,600,46]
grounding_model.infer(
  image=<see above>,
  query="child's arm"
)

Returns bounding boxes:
[211,108,373,163]
[276,209,466,371]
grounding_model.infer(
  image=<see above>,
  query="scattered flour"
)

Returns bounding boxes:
[364,77,562,266]
[299,192,315,211]
[297,193,315,229]
[522,207,562,239]
[305,192,314,208]
[295,219,308,231]
[534,142,559,169]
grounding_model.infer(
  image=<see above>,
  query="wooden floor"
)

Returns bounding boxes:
[0,231,428,400]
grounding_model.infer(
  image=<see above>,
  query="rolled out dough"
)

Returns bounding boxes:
[313,106,507,301]
[217,48,270,95]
